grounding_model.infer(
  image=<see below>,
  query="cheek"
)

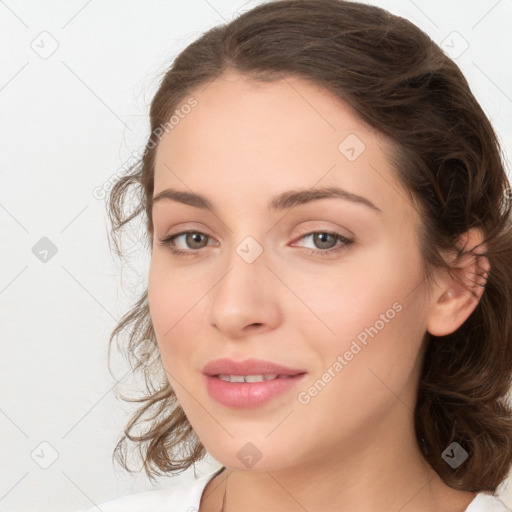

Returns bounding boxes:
[148,260,194,360]
[299,248,428,404]
[148,254,205,331]
[296,296,427,442]
[286,248,417,349]
[147,282,198,403]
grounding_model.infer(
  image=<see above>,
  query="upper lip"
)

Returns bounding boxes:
[202,358,306,377]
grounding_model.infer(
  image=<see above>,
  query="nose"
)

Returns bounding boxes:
[207,246,282,340]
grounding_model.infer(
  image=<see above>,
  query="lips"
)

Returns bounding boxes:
[203,358,307,408]
[202,357,306,377]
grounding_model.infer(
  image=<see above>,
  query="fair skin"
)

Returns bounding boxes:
[147,71,488,512]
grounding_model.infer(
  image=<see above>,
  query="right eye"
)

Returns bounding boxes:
[158,230,215,257]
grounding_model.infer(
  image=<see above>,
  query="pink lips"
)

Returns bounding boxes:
[202,358,307,408]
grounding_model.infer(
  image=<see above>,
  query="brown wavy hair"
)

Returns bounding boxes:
[106,0,512,492]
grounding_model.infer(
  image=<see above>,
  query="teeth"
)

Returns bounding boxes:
[217,374,279,383]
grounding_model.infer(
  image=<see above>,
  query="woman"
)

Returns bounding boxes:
[80,0,512,510]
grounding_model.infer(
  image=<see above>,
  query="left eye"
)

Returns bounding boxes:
[158,230,354,258]
[294,231,351,252]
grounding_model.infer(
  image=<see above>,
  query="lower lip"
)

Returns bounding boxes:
[204,374,306,408]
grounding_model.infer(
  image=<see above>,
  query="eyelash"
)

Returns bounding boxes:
[158,229,354,258]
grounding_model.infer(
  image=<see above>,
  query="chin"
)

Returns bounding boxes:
[204,441,300,473]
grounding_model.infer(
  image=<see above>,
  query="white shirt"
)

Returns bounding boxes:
[78,465,510,512]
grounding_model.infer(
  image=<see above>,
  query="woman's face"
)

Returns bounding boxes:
[148,71,433,471]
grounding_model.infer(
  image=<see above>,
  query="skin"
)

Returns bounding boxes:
[147,71,489,512]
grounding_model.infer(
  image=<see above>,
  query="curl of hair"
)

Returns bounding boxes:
[106,0,512,490]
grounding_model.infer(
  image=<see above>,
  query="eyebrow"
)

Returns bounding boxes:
[152,186,382,213]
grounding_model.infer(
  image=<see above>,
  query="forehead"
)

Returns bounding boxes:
[152,72,412,220]
[156,71,375,159]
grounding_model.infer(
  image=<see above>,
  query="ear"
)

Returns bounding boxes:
[426,227,490,337]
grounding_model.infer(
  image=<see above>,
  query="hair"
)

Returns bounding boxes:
[106,0,512,493]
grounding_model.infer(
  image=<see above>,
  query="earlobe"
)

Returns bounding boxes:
[426,228,490,337]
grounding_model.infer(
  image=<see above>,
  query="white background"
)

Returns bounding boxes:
[1,1,511,511]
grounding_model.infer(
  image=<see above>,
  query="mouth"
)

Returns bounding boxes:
[202,358,307,408]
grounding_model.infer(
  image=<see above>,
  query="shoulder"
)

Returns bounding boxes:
[465,492,511,512]
[76,466,224,512]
